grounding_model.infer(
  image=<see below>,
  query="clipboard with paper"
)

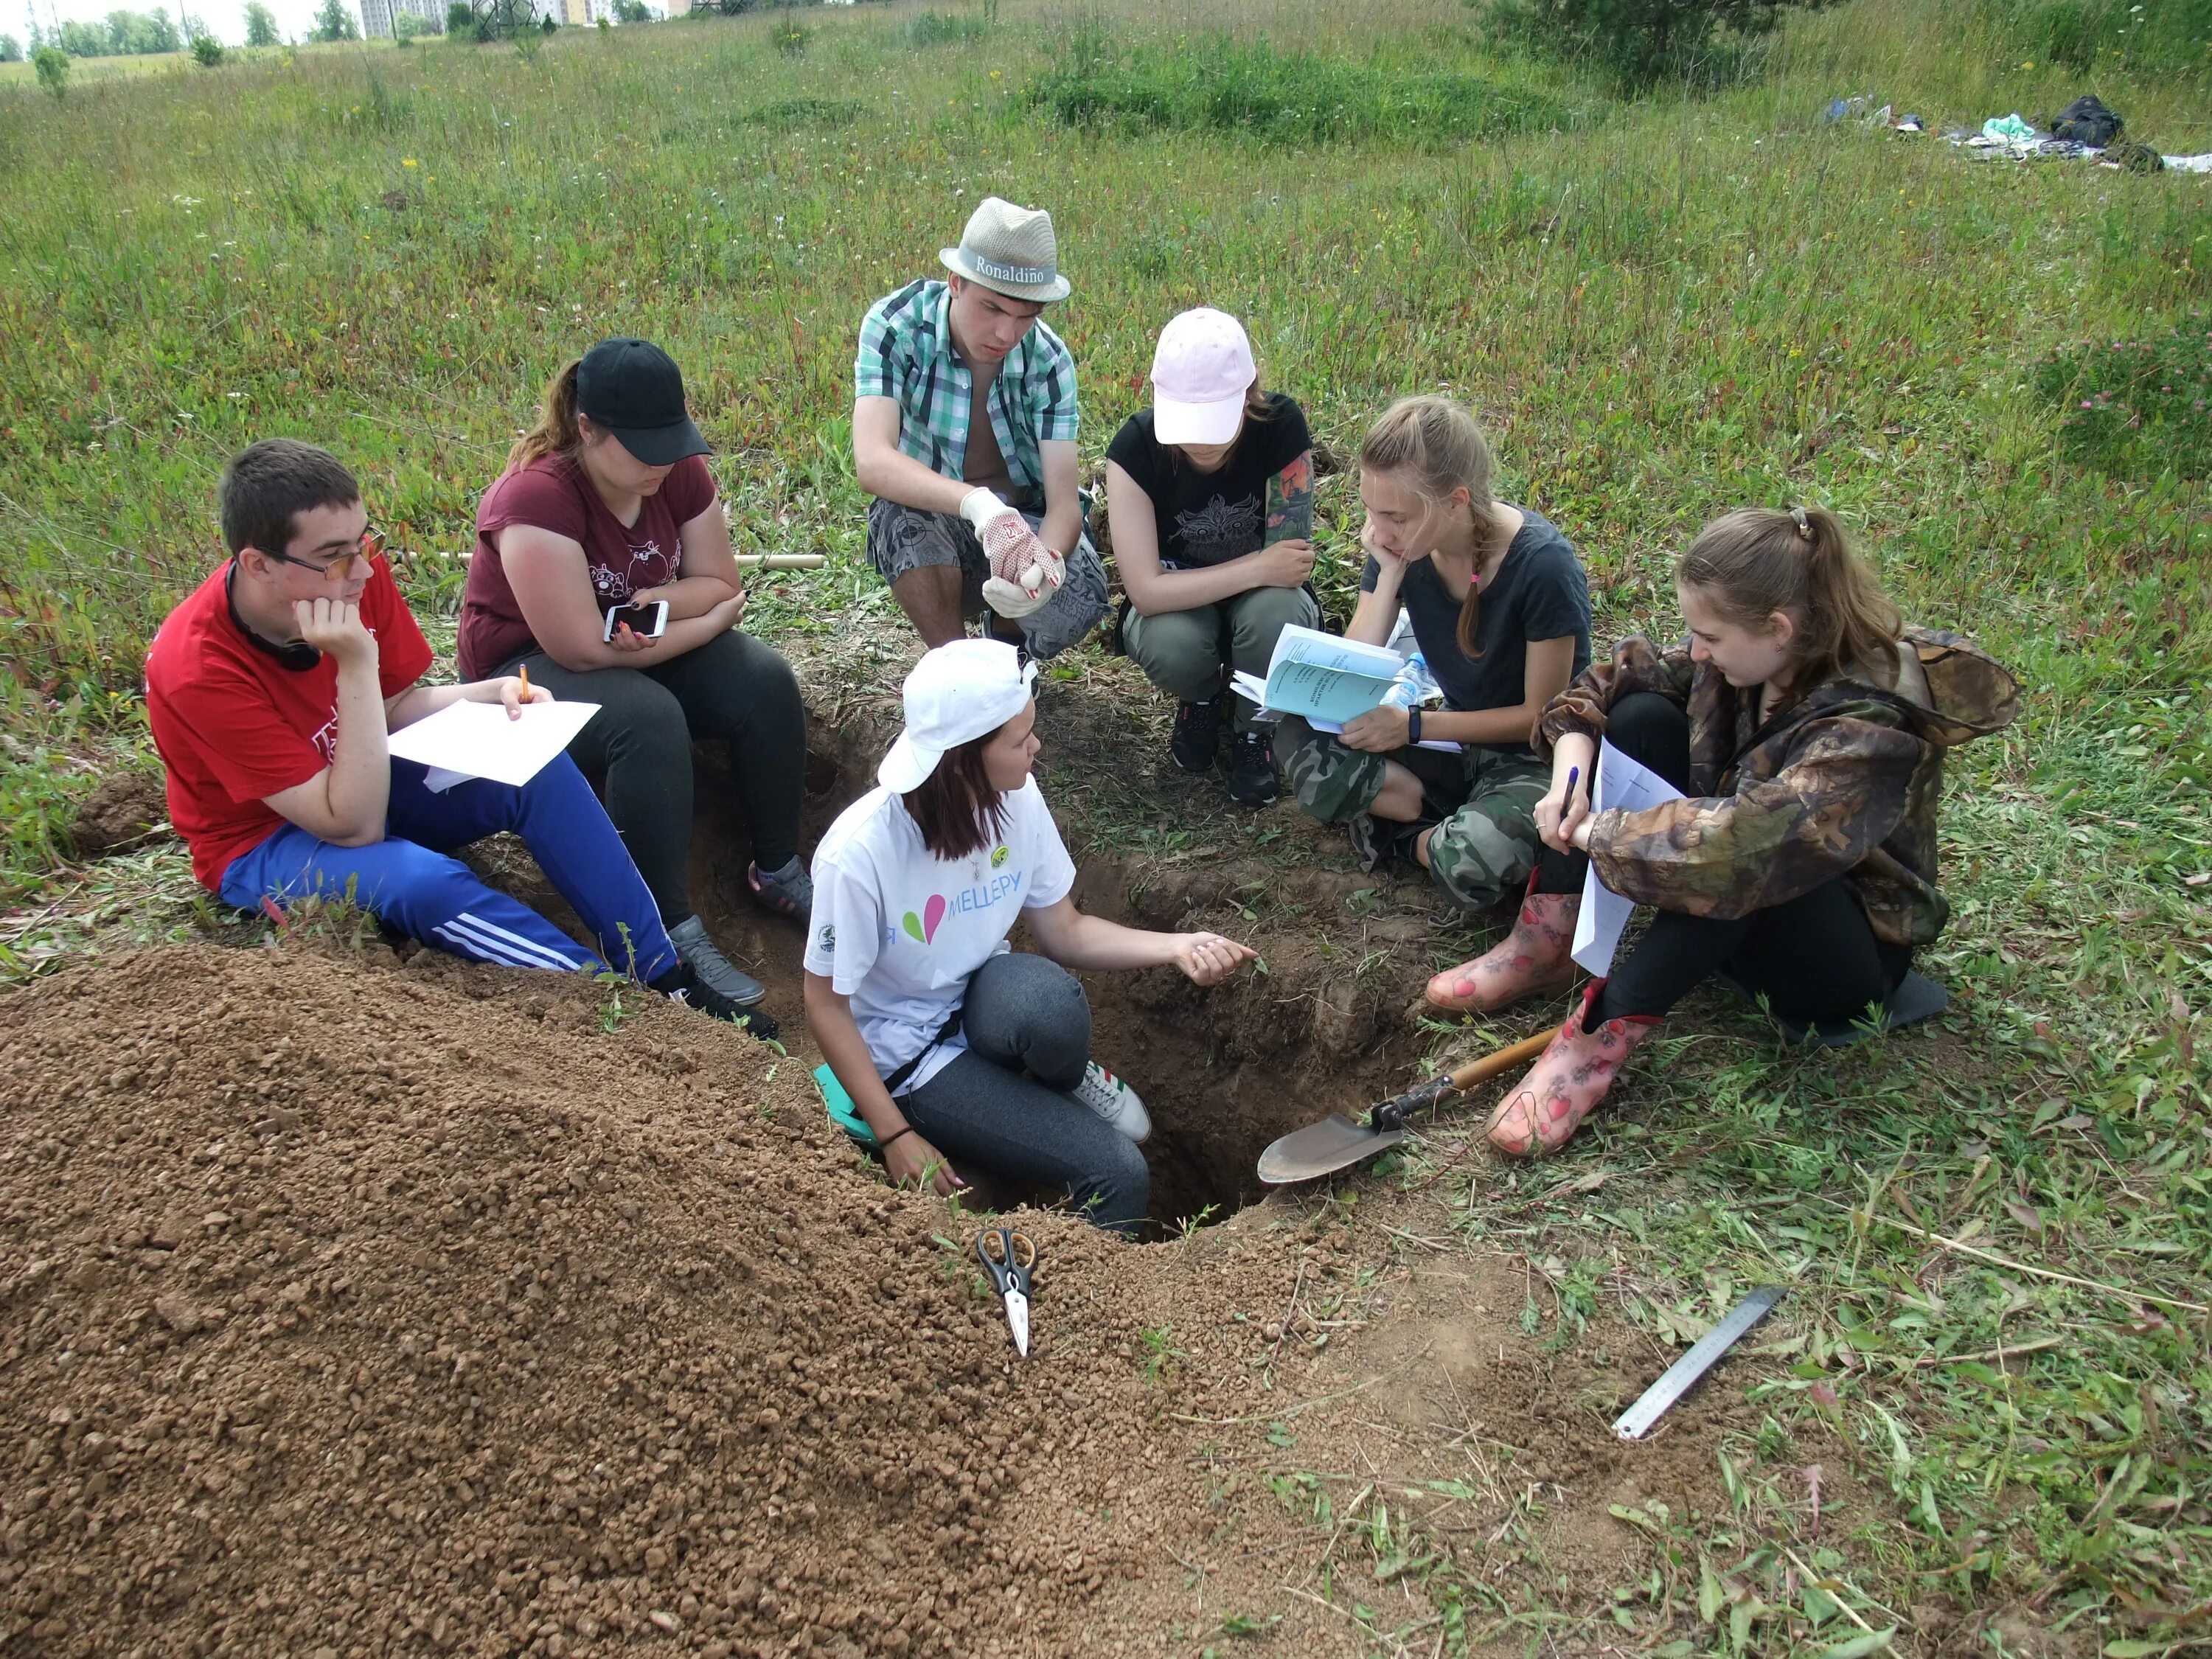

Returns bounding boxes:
[1569,740,1686,977]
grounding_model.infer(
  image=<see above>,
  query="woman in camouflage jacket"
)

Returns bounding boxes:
[1431,504,2019,1155]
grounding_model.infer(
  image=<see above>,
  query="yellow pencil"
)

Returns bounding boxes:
[518,663,530,701]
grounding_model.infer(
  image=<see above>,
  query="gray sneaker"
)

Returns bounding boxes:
[748,856,813,922]
[667,915,765,1007]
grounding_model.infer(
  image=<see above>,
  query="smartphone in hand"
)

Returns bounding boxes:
[602,600,669,643]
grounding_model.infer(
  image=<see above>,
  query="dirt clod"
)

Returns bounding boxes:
[66,769,170,860]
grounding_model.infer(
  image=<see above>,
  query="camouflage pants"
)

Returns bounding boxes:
[1277,716,1549,911]
[865,496,1110,661]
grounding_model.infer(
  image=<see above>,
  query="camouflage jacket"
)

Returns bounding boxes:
[1536,627,2020,947]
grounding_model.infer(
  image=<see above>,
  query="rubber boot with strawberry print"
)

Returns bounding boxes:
[1425,874,1580,1014]
[1484,979,1658,1156]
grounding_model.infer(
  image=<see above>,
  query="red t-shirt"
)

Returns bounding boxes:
[457,451,717,680]
[145,556,434,893]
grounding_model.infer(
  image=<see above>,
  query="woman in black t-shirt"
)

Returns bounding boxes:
[1105,309,1318,807]
[1279,396,1592,943]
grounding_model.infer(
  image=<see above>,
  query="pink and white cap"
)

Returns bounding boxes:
[878,639,1038,793]
[1150,307,1256,447]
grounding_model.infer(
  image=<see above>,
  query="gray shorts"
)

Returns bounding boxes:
[865,496,1110,661]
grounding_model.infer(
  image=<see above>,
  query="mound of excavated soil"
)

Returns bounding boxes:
[0,941,1317,1658]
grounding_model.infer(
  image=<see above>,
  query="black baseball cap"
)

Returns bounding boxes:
[574,338,711,467]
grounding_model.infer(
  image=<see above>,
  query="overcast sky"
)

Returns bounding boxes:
[16,0,355,46]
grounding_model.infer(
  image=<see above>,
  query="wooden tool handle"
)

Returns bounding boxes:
[1444,1025,1560,1092]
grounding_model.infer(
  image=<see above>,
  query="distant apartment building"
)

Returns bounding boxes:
[361,0,445,34]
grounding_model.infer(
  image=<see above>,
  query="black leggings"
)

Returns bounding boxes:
[501,630,807,923]
[1536,693,1911,1024]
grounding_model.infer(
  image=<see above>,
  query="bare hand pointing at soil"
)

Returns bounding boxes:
[1169,931,1258,985]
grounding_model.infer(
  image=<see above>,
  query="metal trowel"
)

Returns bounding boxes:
[1256,1025,1560,1183]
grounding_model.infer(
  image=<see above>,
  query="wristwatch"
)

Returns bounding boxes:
[1407,709,1423,745]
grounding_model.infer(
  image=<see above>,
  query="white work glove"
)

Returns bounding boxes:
[959,487,1065,619]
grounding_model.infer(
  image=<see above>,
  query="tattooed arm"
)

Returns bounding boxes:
[1264,450,1314,546]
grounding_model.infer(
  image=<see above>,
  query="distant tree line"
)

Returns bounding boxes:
[43,9,187,57]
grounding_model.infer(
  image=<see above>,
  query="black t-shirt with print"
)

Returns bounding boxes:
[1360,507,1591,747]
[1105,393,1312,570]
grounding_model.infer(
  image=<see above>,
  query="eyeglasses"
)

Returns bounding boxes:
[264,526,386,580]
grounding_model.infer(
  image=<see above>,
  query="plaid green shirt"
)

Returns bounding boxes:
[853,278,1079,503]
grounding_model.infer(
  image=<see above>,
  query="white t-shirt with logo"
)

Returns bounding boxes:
[803,779,1078,1093]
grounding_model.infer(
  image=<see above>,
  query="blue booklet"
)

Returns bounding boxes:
[1248,624,1412,725]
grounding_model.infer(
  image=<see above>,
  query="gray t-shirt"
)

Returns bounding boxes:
[1360,507,1590,751]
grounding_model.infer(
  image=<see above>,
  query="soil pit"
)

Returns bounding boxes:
[481,712,1433,1242]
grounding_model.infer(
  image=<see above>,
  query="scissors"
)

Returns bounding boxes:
[975,1228,1035,1357]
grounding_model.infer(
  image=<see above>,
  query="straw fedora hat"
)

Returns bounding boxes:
[939,196,1071,304]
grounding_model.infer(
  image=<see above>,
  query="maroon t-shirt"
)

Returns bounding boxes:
[458,451,717,679]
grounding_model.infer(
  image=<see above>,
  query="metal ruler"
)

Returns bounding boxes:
[1613,1286,1784,1441]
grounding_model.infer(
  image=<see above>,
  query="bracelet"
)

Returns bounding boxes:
[877,1126,917,1153]
[1407,709,1423,745]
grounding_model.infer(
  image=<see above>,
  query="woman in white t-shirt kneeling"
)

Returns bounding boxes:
[804,640,1257,1235]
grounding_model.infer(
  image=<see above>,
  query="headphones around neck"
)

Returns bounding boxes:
[225,560,323,672]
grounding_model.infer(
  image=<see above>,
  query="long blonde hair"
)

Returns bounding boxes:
[1359,396,1508,658]
[1677,506,1902,692]
[505,359,585,474]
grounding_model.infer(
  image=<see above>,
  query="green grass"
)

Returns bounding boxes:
[3,0,2212,1644]
[1027,29,1586,145]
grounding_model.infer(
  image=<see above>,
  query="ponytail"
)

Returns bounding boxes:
[505,359,585,474]
[1357,395,1506,658]
[1676,505,1903,692]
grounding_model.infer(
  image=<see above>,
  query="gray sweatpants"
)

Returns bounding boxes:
[898,951,1150,1235]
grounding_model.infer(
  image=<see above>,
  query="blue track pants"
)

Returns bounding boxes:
[218,756,676,982]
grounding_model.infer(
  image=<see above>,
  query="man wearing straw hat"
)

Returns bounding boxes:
[852,195,1108,659]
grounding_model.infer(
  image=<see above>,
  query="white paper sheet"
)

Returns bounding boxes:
[387,699,600,790]
[1570,739,1686,977]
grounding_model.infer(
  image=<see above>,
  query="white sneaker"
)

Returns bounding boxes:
[1071,1061,1150,1144]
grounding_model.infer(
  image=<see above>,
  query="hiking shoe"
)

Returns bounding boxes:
[1171,698,1222,775]
[748,856,813,922]
[667,914,765,1007]
[658,965,780,1042]
[1348,812,1434,874]
[1071,1060,1151,1144]
[1347,812,1402,873]
[1224,726,1279,807]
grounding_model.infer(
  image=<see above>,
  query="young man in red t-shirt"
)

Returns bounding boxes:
[145,439,767,1032]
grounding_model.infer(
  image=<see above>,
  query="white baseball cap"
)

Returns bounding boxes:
[879,639,1040,793]
[1150,308,1256,447]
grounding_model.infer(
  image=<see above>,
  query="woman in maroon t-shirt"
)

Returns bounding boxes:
[460,337,808,1013]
